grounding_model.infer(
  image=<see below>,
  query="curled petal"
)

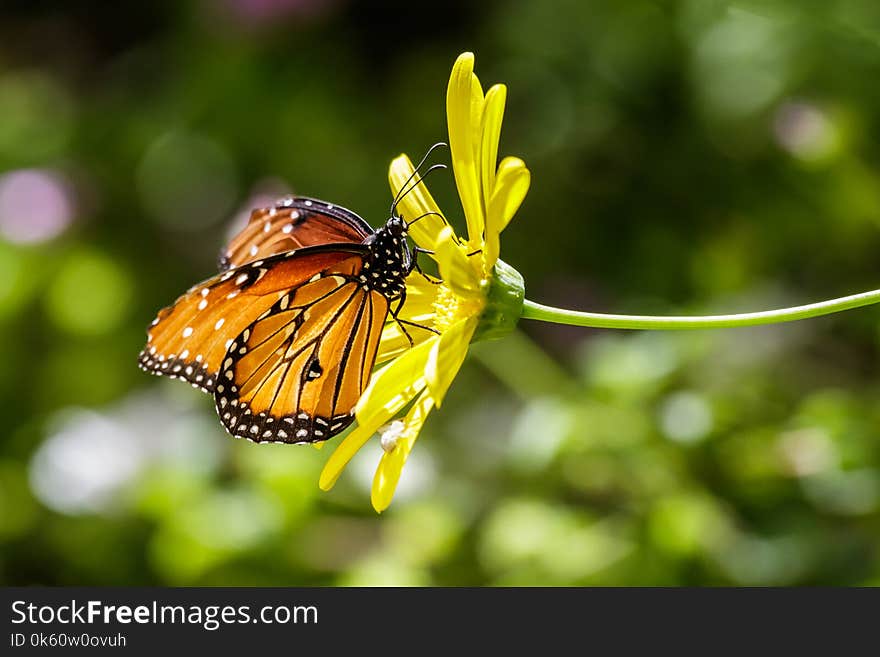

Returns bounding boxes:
[371,393,435,512]
[480,84,506,216]
[434,226,481,297]
[447,52,486,248]
[425,316,477,407]
[388,154,448,252]
[484,157,530,270]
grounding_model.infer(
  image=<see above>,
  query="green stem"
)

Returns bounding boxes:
[520,288,880,330]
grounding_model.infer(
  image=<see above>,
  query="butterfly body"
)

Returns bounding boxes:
[139,196,417,445]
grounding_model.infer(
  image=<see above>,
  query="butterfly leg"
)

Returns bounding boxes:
[411,247,442,285]
[390,290,439,348]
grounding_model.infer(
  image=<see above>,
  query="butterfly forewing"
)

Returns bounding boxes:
[220,197,374,271]
[138,247,368,393]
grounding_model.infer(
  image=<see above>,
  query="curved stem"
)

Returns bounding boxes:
[520,288,880,330]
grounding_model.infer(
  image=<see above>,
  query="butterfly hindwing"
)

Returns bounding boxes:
[220,197,374,271]
[214,259,390,444]
[138,246,370,394]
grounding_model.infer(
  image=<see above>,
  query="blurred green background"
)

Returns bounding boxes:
[2,0,880,586]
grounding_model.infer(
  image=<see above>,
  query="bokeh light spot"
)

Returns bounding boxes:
[45,250,134,336]
[659,391,713,444]
[0,169,74,244]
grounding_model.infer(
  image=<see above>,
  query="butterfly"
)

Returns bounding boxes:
[138,194,435,444]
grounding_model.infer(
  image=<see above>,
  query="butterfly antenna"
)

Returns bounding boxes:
[392,163,447,218]
[390,142,448,215]
[406,210,446,228]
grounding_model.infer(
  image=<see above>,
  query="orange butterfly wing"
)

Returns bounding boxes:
[220,197,373,271]
[138,247,369,394]
[214,267,388,443]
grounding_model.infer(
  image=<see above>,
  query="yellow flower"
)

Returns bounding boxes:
[318,52,530,512]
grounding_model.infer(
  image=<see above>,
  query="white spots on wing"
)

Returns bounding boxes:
[296,429,308,438]
[225,370,234,380]
[263,221,271,233]
[314,429,324,437]
[182,327,193,338]
[269,207,278,217]
[279,295,290,310]
[172,365,182,373]
[196,354,203,362]
[252,260,264,267]
[180,349,189,359]
[277,430,287,439]
[282,224,293,234]
[198,298,208,310]
[297,412,309,420]
[250,245,259,256]
[223,358,233,370]
[227,291,239,300]
[263,430,272,438]
[250,425,259,434]
[291,210,300,220]
[225,339,233,350]
[235,273,248,285]
[185,366,193,375]
[304,200,313,207]
[215,318,225,330]
[309,273,321,283]
[151,317,159,326]
[201,288,210,297]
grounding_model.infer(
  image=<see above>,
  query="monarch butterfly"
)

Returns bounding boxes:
[138,187,438,444]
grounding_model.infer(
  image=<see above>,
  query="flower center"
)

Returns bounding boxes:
[432,283,486,333]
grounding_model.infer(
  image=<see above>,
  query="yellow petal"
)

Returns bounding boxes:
[371,393,435,512]
[425,316,477,407]
[319,421,382,490]
[319,337,435,491]
[480,84,506,214]
[434,226,481,298]
[377,323,434,364]
[388,154,447,252]
[319,378,427,491]
[484,157,530,270]
[355,335,435,424]
[447,52,486,248]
